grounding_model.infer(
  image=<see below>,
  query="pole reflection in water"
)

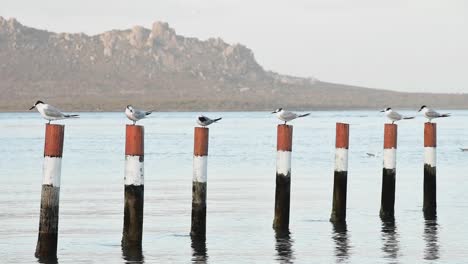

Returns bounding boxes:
[424,219,439,261]
[275,229,295,264]
[122,245,144,264]
[191,236,208,264]
[381,220,399,261]
[331,222,351,263]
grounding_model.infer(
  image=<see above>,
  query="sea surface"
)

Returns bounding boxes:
[0,111,467,263]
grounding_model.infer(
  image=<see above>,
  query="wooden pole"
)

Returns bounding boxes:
[273,124,293,231]
[122,125,144,248]
[35,124,64,261]
[380,124,397,220]
[424,123,437,219]
[330,123,349,223]
[191,127,209,239]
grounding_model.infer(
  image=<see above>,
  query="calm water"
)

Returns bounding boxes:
[1,111,467,263]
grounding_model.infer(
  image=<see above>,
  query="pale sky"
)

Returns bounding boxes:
[2,0,467,93]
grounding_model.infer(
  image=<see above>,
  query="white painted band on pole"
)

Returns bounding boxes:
[276,151,291,176]
[124,155,144,186]
[334,148,348,172]
[43,157,62,187]
[424,147,436,167]
[193,155,208,183]
[383,148,397,170]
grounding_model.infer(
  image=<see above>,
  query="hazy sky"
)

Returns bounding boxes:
[2,0,467,93]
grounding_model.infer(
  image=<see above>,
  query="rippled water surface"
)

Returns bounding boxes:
[1,111,467,263]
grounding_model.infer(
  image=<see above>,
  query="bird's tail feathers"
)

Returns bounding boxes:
[146,108,157,115]
[403,116,415,120]
[213,117,222,122]
[65,114,80,118]
[440,113,450,118]
[298,113,311,118]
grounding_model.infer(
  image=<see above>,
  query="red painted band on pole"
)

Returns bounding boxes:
[44,124,64,157]
[125,125,144,156]
[277,125,293,152]
[335,123,349,149]
[384,124,398,149]
[194,127,209,156]
[424,123,437,147]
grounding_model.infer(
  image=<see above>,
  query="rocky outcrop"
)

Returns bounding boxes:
[0,16,467,111]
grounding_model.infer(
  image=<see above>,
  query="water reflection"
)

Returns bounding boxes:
[191,237,208,264]
[36,256,58,264]
[331,222,350,263]
[381,220,399,262]
[122,245,144,264]
[424,219,439,261]
[275,229,295,264]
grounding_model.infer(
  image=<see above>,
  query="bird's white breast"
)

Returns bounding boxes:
[125,108,137,121]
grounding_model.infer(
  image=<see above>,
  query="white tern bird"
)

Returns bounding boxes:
[29,100,79,123]
[418,105,450,122]
[272,108,310,124]
[380,107,414,124]
[197,115,222,127]
[125,105,154,125]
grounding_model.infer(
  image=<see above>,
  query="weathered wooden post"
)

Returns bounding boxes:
[191,127,209,239]
[122,125,144,249]
[35,124,64,261]
[330,123,349,223]
[424,123,437,219]
[273,124,293,231]
[380,124,397,220]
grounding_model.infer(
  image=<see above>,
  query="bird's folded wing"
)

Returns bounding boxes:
[281,111,298,119]
[426,110,441,117]
[388,112,402,120]
[134,110,147,119]
[43,106,65,117]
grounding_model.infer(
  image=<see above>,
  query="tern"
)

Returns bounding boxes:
[418,105,450,122]
[380,107,414,124]
[272,108,310,124]
[197,115,222,127]
[29,100,79,124]
[125,105,154,125]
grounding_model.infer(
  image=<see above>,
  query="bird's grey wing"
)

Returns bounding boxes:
[426,109,441,118]
[388,111,402,120]
[43,105,65,118]
[282,111,298,120]
[133,109,147,119]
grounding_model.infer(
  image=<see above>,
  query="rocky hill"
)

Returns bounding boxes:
[0,16,466,111]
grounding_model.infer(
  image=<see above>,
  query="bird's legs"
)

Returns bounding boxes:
[284,121,287,125]
[133,121,136,125]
